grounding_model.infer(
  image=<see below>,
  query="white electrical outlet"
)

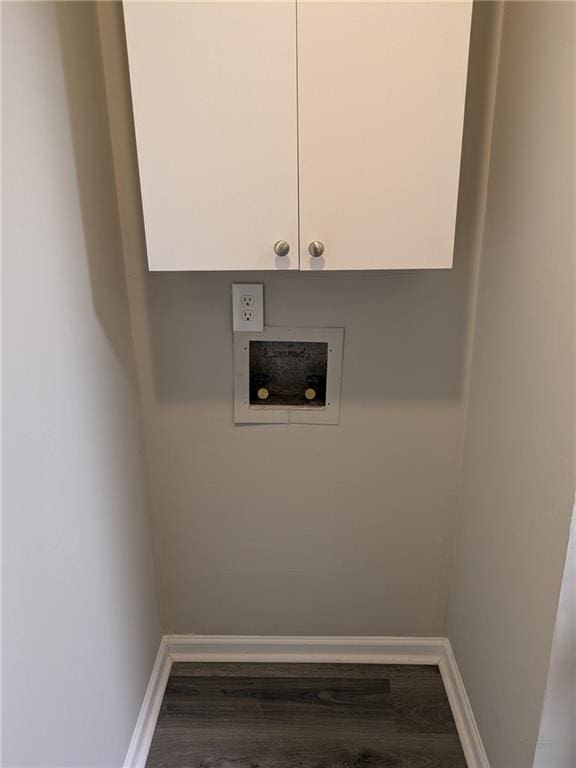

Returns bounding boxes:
[232,283,264,332]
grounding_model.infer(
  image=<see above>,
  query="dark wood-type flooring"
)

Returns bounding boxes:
[146,662,467,768]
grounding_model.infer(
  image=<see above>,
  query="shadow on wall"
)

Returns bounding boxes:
[144,267,468,404]
[56,2,137,385]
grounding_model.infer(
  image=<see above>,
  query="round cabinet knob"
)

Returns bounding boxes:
[308,241,325,258]
[274,240,290,258]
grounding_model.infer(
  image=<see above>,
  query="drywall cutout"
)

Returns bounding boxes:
[233,327,344,424]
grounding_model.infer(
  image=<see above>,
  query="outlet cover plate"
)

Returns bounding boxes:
[232,283,264,332]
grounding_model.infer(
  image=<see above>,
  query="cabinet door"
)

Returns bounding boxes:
[123,1,299,270]
[297,1,472,271]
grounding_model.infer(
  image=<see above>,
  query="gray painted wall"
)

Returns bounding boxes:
[99,1,501,637]
[447,3,576,766]
[2,3,162,765]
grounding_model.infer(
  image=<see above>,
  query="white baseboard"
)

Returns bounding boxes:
[125,635,488,768]
[439,639,491,768]
[123,637,172,768]
[165,634,447,665]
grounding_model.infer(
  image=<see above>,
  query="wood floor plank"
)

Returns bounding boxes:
[146,662,467,768]
[147,728,467,768]
[169,662,442,681]
[161,676,393,722]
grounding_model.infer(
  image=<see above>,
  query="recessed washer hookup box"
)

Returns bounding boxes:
[249,340,328,408]
[233,327,344,425]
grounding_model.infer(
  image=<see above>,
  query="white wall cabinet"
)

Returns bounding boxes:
[123,1,299,271]
[123,1,472,272]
